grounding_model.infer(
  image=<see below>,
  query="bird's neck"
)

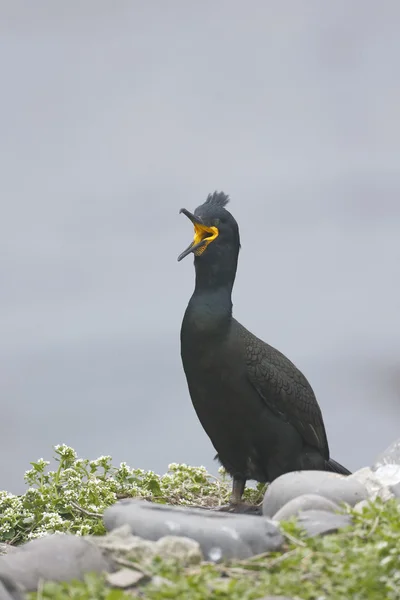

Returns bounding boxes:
[193,247,238,295]
[189,286,233,318]
[182,288,233,347]
[182,257,237,340]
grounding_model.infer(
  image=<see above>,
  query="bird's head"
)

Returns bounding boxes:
[177,191,240,263]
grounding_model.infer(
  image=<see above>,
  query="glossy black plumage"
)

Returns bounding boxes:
[178,192,350,503]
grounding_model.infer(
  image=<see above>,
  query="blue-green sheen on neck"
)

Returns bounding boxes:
[182,245,238,339]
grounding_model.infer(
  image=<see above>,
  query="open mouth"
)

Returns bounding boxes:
[177,209,219,261]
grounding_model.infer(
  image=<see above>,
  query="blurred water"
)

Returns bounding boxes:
[1,1,399,493]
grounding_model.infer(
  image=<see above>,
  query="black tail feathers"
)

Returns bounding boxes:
[325,458,352,476]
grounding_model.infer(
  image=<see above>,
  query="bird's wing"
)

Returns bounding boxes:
[244,334,329,457]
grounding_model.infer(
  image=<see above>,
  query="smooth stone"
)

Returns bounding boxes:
[0,547,17,558]
[262,471,368,518]
[296,509,352,537]
[103,499,283,561]
[273,493,341,521]
[373,438,400,469]
[106,568,146,588]
[0,574,24,600]
[349,466,397,501]
[0,534,112,592]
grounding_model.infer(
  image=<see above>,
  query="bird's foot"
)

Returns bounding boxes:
[214,502,261,515]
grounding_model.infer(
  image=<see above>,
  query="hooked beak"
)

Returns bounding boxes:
[177,208,218,262]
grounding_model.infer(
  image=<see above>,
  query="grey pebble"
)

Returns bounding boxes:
[263,470,368,518]
[103,499,283,561]
[106,567,146,588]
[0,574,25,600]
[296,509,352,537]
[0,547,17,558]
[273,493,341,521]
[0,534,112,592]
[373,437,400,470]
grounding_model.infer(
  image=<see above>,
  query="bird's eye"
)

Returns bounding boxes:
[213,218,220,227]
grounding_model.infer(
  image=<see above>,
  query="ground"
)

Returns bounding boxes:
[0,446,399,599]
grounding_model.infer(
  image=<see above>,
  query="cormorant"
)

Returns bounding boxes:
[178,191,350,505]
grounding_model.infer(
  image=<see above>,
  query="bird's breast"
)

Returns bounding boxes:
[181,330,248,408]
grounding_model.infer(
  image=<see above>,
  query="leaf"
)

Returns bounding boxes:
[146,478,162,496]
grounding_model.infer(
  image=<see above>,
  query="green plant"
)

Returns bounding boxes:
[0,445,263,545]
[5,447,400,599]
[32,573,132,599]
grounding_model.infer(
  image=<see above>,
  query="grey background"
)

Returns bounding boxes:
[1,1,399,493]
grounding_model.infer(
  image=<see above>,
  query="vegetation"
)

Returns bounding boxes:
[0,446,399,599]
[0,444,263,544]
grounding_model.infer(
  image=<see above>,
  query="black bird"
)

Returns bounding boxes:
[178,191,350,505]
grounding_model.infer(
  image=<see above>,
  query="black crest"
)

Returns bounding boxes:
[204,191,230,208]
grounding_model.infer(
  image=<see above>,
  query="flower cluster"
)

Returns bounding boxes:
[1,445,257,544]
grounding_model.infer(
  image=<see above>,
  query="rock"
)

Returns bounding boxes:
[103,499,283,561]
[352,464,400,505]
[262,471,367,518]
[295,509,352,537]
[0,574,25,600]
[273,493,341,521]
[373,438,400,469]
[155,536,203,565]
[374,464,400,489]
[93,524,157,564]
[349,467,384,498]
[0,534,112,592]
[349,466,398,502]
[92,525,203,566]
[0,547,17,558]
[106,567,147,588]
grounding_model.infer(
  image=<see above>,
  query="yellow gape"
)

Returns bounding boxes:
[192,223,219,256]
